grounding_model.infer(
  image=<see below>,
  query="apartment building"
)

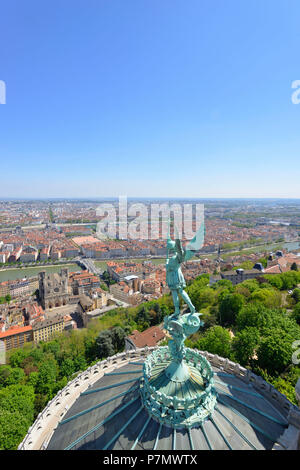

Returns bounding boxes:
[107,261,145,282]
[69,271,100,295]
[19,246,38,263]
[32,315,64,343]
[210,267,264,286]
[0,251,10,263]
[0,276,39,299]
[0,325,33,351]
[8,246,22,262]
[39,245,51,261]
[109,282,142,305]
[61,247,79,258]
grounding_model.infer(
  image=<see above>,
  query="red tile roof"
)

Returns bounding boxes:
[264,265,282,274]
[127,326,165,348]
[0,325,32,339]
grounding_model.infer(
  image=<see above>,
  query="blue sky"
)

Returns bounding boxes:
[0,0,300,198]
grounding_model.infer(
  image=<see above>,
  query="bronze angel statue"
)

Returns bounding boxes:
[166,222,205,318]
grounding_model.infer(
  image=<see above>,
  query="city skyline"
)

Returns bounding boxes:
[1,0,300,198]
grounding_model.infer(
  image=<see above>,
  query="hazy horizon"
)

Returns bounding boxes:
[1,196,300,202]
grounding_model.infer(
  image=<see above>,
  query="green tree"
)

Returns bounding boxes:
[281,271,300,290]
[52,376,68,395]
[292,288,300,303]
[238,279,260,293]
[0,409,30,450]
[237,303,300,341]
[0,366,25,387]
[28,371,39,389]
[280,365,300,395]
[84,334,99,362]
[234,285,251,299]
[291,262,298,271]
[96,330,115,358]
[236,303,275,331]
[186,275,211,309]
[21,355,38,376]
[111,327,126,351]
[292,303,300,325]
[102,271,116,285]
[135,305,152,329]
[232,327,260,366]
[36,359,58,396]
[197,326,232,359]
[218,293,244,326]
[264,274,283,290]
[0,384,35,423]
[256,330,294,375]
[42,340,61,358]
[200,311,218,331]
[213,279,234,292]
[250,288,282,308]
[34,394,49,415]
[60,358,75,378]
[8,349,28,368]
[73,355,87,372]
[159,303,170,320]
[189,286,216,312]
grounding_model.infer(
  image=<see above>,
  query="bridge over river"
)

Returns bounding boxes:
[75,258,104,276]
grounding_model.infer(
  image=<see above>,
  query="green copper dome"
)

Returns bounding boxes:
[44,355,291,450]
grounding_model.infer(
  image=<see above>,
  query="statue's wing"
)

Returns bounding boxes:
[184,222,205,262]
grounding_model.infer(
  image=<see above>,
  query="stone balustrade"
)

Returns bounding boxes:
[198,350,298,417]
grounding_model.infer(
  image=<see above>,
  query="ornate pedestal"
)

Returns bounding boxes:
[140,312,217,428]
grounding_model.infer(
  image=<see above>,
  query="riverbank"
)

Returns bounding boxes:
[0,239,299,283]
[0,263,82,282]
